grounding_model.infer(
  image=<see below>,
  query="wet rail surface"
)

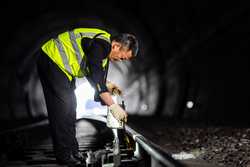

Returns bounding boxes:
[0,116,185,167]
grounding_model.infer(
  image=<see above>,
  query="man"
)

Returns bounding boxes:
[37,27,139,166]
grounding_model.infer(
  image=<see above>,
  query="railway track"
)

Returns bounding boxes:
[0,116,185,167]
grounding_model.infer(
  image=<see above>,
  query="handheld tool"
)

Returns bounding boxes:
[106,95,126,167]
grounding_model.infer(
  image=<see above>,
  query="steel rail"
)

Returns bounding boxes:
[125,125,185,167]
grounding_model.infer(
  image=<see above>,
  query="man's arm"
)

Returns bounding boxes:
[99,92,115,106]
[83,38,111,103]
[83,38,127,122]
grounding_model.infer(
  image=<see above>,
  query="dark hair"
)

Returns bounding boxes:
[111,33,139,57]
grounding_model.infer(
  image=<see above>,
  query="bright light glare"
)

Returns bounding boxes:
[74,81,107,119]
[140,104,148,111]
[186,101,194,109]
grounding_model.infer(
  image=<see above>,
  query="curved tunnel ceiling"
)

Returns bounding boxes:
[1,0,250,129]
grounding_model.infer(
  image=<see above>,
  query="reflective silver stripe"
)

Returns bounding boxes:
[80,32,111,43]
[69,31,82,65]
[54,38,72,74]
[97,35,111,43]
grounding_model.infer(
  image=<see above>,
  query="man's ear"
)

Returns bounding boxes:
[112,41,121,50]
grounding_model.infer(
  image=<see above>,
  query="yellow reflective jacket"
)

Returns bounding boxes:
[41,28,111,81]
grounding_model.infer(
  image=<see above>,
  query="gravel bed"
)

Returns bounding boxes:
[158,127,250,167]
[129,120,250,167]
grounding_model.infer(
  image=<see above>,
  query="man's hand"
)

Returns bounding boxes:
[108,104,128,123]
[106,81,122,95]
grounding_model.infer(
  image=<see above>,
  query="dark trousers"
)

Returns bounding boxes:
[37,50,79,161]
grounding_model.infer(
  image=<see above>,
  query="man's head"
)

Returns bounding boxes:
[109,33,139,62]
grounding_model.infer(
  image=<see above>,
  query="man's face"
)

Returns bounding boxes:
[109,41,133,62]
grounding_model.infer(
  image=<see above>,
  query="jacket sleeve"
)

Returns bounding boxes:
[83,38,111,103]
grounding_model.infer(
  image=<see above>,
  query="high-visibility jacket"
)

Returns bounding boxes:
[41,28,111,81]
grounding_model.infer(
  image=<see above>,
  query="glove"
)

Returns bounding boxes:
[106,81,122,95]
[108,104,128,123]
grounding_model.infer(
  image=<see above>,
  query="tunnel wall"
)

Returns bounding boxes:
[182,17,250,125]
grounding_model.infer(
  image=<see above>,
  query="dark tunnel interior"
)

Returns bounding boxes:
[0,1,249,129]
[1,0,249,127]
[0,0,250,165]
